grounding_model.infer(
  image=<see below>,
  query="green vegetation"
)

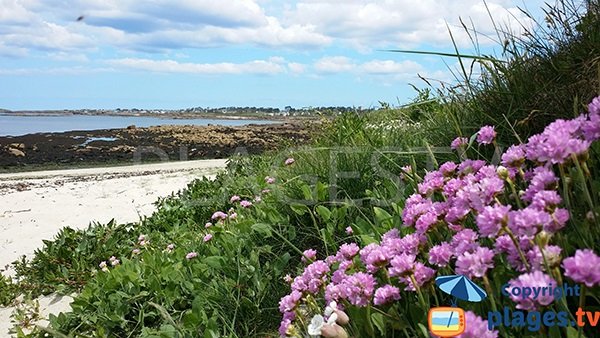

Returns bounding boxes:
[1,0,599,337]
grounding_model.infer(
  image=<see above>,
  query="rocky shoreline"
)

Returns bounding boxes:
[0,122,312,170]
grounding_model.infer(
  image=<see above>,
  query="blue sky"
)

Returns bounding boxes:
[0,0,550,110]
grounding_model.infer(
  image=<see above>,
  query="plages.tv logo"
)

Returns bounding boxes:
[428,275,488,337]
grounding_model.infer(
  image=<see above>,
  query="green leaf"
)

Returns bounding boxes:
[371,312,386,336]
[315,205,332,221]
[468,133,478,149]
[373,207,392,225]
[316,182,327,200]
[290,203,308,216]
[204,256,224,269]
[417,323,430,338]
[251,223,272,237]
[566,327,587,338]
[548,325,562,338]
[359,235,378,246]
[300,184,313,201]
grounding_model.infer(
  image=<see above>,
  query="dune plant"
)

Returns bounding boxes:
[278,97,600,338]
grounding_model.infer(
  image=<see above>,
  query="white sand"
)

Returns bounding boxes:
[0,159,227,336]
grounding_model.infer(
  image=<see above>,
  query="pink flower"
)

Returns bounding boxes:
[439,161,458,176]
[166,244,175,252]
[583,96,600,141]
[240,200,253,208]
[399,263,435,291]
[374,285,401,305]
[501,144,526,168]
[522,167,558,202]
[451,229,479,256]
[230,195,241,203]
[211,211,228,220]
[205,222,213,228]
[525,118,590,164]
[285,157,295,165]
[562,249,600,287]
[337,243,360,260]
[291,260,330,294]
[508,207,551,237]
[229,212,238,219]
[451,137,468,150]
[456,246,495,278]
[279,290,302,313]
[388,253,416,277]
[506,271,556,310]
[302,249,317,263]
[265,176,276,184]
[477,125,496,145]
[203,234,213,242]
[345,226,353,235]
[428,242,453,267]
[340,272,376,307]
[186,252,198,260]
[476,204,511,238]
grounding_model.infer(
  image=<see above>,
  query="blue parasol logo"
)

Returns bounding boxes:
[435,274,487,306]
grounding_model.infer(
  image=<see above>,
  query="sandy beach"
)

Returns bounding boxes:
[0,159,227,336]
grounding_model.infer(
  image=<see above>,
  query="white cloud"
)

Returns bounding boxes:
[310,56,450,83]
[314,56,356,73]
[0,0,332,56]
[107,58,286,75]
[287,62,305,74]
[0,0,545,57]
[47,51,89,62]
[0,66,113,75]
[0,0,36,25]
[0,41,27,57]
[360,60,424,75]
[285,0,540,49]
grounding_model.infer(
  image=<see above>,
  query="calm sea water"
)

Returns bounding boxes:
[0,115,276,137]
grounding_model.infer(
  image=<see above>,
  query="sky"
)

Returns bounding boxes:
[0,0,550,110]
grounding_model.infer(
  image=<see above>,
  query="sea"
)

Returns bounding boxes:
[0,114,276,137]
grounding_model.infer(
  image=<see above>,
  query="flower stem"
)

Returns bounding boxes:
[503,226,531,272]
[579,285,587,309]
[571,154,599,228]
[506,176,523,209]
[410,274,428,310]
[482,276,496,310]
[483,275,508,337]
[536,237,552,274]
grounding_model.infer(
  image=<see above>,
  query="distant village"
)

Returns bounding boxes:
[1,106,374,119]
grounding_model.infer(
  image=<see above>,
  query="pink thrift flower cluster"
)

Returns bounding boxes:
[278,96,600,337]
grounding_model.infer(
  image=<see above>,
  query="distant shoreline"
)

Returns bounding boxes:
[0,110,311,121]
